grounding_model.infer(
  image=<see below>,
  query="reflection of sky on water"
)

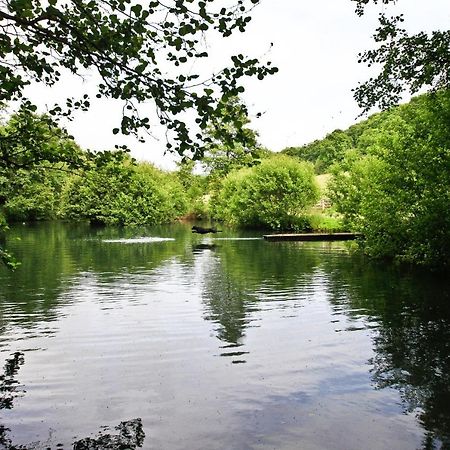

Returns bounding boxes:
[0,222,448,449]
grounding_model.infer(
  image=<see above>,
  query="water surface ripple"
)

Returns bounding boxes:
[0,223,448,449]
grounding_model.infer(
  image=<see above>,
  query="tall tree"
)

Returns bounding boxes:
[0,107,83,268]
[353,0,450,111]
[200,96,266,180]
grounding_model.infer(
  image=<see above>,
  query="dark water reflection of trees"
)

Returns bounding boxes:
[323,260,450,449]
[0,223,449,448]
[201,242,450,448]
[0,350,145,449]
[0,222,193,329]
[200,241,322,344]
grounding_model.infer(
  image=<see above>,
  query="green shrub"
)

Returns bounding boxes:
[2,167,66,221]
[62,156,188,226]
[307,213,344,233]
[212,155,319,230]
[329,92,450,269]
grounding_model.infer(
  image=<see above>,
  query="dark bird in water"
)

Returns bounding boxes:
[191,226,222,234]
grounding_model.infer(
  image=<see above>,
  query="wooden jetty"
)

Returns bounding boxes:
[263,232,362,242]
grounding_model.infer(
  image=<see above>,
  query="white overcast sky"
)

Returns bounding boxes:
[24,0,450,170]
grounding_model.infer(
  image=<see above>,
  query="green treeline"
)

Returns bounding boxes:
[0,140,188,227]
[0,98,322,233]
[0,109,190,229]
[1,91,449,269]
[283,91,450,269]
[63,157,187,226]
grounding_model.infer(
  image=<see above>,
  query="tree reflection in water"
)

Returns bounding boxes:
[325,261,450,449]
[0,352,26,449]
[201,241,450,448]
[0,351,145,449]
[200,240,320,346]
[73,419,145,449]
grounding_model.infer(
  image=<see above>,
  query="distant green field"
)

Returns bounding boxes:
[315,174,331,193]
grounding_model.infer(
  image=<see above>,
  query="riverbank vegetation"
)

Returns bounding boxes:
[1,0,449,273]
[0,107,324,230]
[1,90,449,270]
[210,156,319,230]
[283,91,450,269]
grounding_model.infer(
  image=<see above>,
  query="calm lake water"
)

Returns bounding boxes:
[0,222,449,450]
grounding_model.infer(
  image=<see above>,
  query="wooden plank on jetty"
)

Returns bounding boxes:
[263,233,362,242]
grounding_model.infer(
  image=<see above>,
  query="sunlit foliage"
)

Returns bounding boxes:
[329,91,450,269]
[212,155,319,230]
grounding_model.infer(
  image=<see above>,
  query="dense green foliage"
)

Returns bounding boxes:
[281,89,450,268]
[0,108,81,225]
[328,91,450,269]
[282,129,354,174]
[177,95,277,223]
[0,106,84,172]
[0,108,85,267]
[2,165,66,221]
[0,0,277,157]
[64,157,188,226]
[0,112,188,228]
[212,155,319,229]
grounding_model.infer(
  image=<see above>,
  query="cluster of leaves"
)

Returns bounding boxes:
[211,155,319,230]
[63,155,188,226]
[352,0,450,112]
[328,90,450,269]
[0,0,277,157]
[0,104,84,171]
[0,110,191,274]
[200,96,270,181]
[1,166,67,222]
[0,108,81,221]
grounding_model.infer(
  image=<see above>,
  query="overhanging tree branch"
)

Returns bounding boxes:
[352,0,450,112]
[0,0,277,158]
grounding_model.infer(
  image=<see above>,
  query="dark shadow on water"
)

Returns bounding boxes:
[73,419,145,449]
[0,352,26,449]
[0,351,145,449]
[0,352,145,450]
[0,352,25,411]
